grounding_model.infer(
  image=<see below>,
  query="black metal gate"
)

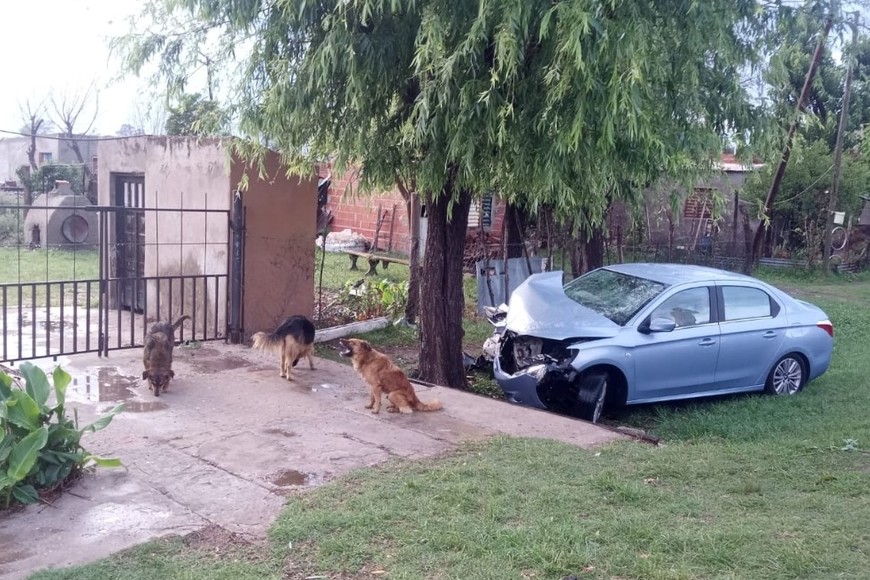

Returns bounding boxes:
[0,197,244,364]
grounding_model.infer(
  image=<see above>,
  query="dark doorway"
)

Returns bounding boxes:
[113,173,145,312]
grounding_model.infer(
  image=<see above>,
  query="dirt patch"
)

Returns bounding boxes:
[380,345,419,371]
[181,524,267,563]
[267,469,309,486]
[191,355,253,373]
[312,289,358,328]
[183,524,255,550]
[182,346,257,373]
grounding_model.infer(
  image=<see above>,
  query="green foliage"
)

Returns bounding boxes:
[115,0,870,382]
[765,12,870,151]
[165,93,228,136]
[339,278,409,321]
[742,138,870,259]
[23,165,85,195]
[0,364,123,508]
[0,193,23,243]
[116,0,783,221]
[313,248,408,292]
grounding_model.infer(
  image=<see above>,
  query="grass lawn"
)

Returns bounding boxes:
[0,247,100,308]
[29,269,870,579]
[0,247,99,283]
[312,247,500,396]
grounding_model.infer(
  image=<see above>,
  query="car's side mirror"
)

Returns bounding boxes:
[638,317,677,334]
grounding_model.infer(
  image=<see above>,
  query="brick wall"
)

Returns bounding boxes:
[321,168,411,253]
[320,164,507,255]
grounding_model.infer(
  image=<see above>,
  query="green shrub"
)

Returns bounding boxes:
[0,208,23,244]
[0,363,123,508]
[339,278,409,320]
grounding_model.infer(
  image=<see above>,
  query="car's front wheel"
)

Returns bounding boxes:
[576,371,608,423]
[765,354,806,395]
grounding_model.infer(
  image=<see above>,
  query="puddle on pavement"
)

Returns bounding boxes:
[185,347,253,373]
[68,367,167,412]
[199,355,252,372]
[262,428,297,438]
[71,367,138,402]
[267,470,310,487]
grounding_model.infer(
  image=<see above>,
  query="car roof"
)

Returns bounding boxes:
[604,263,761,286]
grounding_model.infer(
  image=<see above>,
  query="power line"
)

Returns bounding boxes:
[774,163,834,206]
[0,129,162,142]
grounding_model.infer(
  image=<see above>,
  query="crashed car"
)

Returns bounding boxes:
[489,264,834,423]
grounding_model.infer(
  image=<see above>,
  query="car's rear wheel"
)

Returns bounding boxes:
[576,371,608,423]
[765,354,806,395]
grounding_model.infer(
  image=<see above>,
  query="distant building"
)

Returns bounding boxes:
[0,134,101,185]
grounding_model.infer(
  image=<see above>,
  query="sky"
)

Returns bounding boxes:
[0,0,154,136]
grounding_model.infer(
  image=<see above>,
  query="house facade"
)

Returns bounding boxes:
[320,154,759,262]
[97,136,318,339]
[0,134,101,184]
[320,166,507,256]
[631,153,765,256]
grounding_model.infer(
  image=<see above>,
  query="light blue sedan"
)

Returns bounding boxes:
[491,264,834,423]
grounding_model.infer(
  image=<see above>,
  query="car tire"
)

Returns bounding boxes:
[576,371,608,423]
[765,354,806,396]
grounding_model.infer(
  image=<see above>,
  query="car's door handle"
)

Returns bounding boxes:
[762,331,777,339]
[698,338,716,346]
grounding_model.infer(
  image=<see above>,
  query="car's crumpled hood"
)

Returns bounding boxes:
[504,271,620,340]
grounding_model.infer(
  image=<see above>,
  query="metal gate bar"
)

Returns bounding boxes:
[0,278,102,361]
[1,202,240,364]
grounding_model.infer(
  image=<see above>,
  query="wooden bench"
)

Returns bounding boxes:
[344,249,410,275]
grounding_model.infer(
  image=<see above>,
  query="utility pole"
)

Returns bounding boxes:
[743,14,833,274]
[822,13,858,275]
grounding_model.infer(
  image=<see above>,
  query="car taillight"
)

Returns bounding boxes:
[817,320,834,338]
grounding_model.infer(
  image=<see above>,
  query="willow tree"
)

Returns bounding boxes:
[117,0,775,388]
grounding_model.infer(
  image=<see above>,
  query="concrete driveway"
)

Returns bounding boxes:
[0,342,624,579]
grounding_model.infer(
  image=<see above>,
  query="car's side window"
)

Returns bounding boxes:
[721,286,772,321]
[650,287,711,328]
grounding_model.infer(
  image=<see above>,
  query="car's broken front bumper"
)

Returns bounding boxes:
[493,354,547,409]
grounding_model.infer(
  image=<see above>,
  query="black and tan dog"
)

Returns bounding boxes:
[251,315,316,380]
[142,315,190,397]
[338,338,442,414]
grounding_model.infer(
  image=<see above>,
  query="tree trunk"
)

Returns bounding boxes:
[583,224,606,271]
[503,203,524,259]
[26,129,39,172]
[418,186,472,389]
[569,240,583,278]
[405,192,421,324]
[567,218,584,277]
[570,219,606,276]
[16,166,32,219]
[395,176,420,325]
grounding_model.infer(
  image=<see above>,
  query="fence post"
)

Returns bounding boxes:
[228,192,244,344]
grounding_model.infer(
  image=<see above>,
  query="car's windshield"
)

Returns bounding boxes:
[563,269,666,326]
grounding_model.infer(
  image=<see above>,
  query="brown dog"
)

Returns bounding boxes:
[142,315,190,397]
[338,338,442,414]
[251,315,316,381]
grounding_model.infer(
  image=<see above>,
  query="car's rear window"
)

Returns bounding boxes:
[563,269,666,326]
